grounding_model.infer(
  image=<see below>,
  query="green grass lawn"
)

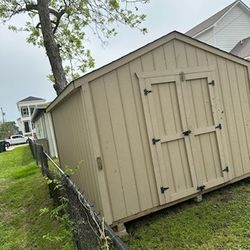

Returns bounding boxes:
[3,146,250,250]
[0,145,75,250]
[125,179,250,249]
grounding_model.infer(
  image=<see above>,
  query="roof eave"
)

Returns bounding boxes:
[31,108,46,122]
[192,25,214,38]
[47,31,250,112]
[213,0,245,27]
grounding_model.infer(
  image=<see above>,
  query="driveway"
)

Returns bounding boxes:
[6,144,28,151]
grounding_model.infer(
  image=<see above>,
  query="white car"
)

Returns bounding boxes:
[5,135,30,147]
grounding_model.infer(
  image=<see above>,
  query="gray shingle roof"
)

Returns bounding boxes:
[17,96,45,103]
[230,36,250,58]
[186,1,238,37]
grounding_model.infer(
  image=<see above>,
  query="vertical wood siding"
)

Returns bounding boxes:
[51,36,250,224]
[89,38,250,223]
[51,90,102,212]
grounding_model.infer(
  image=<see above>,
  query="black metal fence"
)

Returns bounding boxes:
[29,140,127,250]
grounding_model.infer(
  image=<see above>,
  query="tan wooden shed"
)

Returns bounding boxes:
[47,31,250,227]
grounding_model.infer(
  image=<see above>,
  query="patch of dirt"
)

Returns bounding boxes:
[0,207,14,223]
[219,190,233,203]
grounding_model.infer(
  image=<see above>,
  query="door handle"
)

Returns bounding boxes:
[183,129,192,136]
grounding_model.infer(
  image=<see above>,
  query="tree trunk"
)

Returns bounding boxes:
[37,0,67,95]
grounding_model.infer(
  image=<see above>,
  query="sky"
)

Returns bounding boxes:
[1,0,250,122]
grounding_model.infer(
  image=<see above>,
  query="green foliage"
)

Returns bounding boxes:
[39,196,74,246]
[0,0,149,83]
[0,121,18,140]
[63,163,80,177]
[0,146,75,249]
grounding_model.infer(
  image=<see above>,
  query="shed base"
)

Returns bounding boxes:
[111,173,250,227]
[194,194,203,202]
[113,223,128,237]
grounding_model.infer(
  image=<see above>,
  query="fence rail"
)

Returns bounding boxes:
[29,140,128,250]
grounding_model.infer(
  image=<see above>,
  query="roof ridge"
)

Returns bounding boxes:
[17,96,46,103]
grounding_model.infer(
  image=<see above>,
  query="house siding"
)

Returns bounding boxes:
[215,5,250,52]
[195,28,215,46]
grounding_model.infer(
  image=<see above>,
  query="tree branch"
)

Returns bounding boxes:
[53,9,66,33]
[26,4,60,18]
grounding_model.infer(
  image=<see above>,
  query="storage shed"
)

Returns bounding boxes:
[47,31,250,227]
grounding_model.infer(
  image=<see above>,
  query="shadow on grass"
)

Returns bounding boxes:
[10,165,37,180]
[19,146,34,166]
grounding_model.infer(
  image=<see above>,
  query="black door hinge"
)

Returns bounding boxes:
[197,185,206,191]
[160,186,169,194]
[144,89,152,96]
[215,123,222,129]
[208,80,215,86]
[183,129,192,136]
[222,166,229,172]
[152,138,161,144]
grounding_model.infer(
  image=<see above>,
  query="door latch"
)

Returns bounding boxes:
[152,138,161,145]
[96,156,103,170]
[183,129,192,136]
[160,186,169,194]
[179,72,185,81]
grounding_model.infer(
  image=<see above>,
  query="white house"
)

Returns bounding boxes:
[17,96,46,137]
[31,105,58,158]
[186,0,250,59]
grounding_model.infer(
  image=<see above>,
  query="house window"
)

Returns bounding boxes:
[30,106,35,115]
[21,107,29,117]
[24,121,30,133]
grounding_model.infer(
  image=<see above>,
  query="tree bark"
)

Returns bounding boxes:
[37,0,67,95]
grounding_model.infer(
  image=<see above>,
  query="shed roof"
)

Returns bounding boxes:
[17,96,45,103]
[47,30,250,112]
[230,36,250,58]
[186,1,249,37]
[31,103,50,122]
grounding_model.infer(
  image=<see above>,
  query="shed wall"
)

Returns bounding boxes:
[89,38,250,223]
[35,113,58,158]
[51,90,102,212]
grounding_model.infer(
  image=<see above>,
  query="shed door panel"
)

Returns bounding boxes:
[140,76,198,204]
[184,73,228,189]
[139,68,229,205]
[152,81,195,196]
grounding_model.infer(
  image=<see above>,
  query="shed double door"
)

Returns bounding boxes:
[138,68,229,205]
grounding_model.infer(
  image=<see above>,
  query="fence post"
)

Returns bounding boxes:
[35,143,39,165]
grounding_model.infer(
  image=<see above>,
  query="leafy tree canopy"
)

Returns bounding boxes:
[0,0,148,88]
[0,121,19,140]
